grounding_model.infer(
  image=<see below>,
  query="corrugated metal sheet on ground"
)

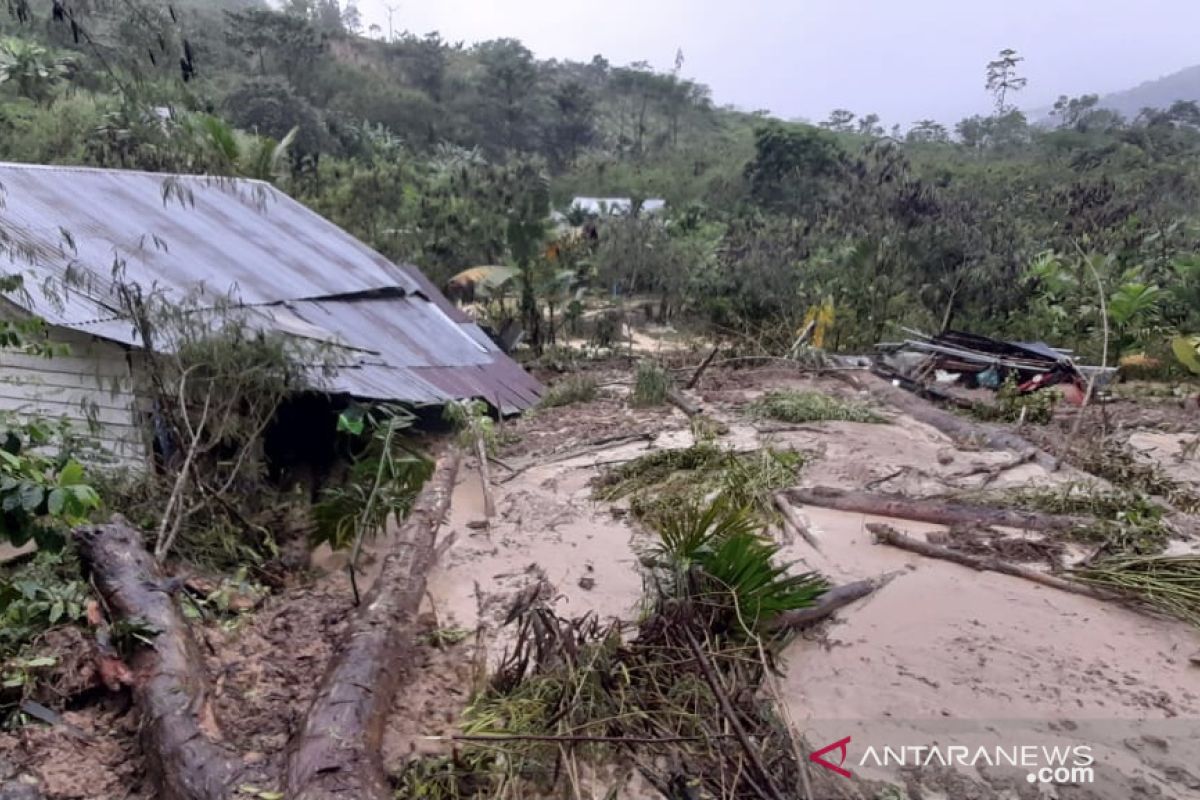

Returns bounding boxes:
[0,162,541,412]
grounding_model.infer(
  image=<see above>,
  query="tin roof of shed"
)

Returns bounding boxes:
[0,163,541,413]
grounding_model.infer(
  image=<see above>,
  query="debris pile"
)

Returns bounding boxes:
[877,328,1114,398]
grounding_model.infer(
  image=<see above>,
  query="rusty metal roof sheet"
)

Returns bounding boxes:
[0,162,541,413]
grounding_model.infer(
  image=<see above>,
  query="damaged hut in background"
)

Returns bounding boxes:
[876,329,1116,405]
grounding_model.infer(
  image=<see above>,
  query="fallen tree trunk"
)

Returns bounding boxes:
[76,518,251,800]
[867,523,1125,604]
[862,372,1061,472]
[287,450,461,800]
[770,577,890,631]
[785,486,1095,532]
[666,387,702,417]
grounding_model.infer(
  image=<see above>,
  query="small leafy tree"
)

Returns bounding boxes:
[0,38,73,105]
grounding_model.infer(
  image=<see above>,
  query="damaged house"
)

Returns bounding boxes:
[0,163,542,467]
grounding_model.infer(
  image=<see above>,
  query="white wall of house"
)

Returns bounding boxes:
[0,323,147,467]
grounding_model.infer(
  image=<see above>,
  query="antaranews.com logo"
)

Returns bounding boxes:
[809,736,1095,786]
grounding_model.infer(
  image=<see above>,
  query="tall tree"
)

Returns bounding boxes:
[476,38,538,153]
[985,48,1027,115]
[822,108,856,132]
[547,79,596,168]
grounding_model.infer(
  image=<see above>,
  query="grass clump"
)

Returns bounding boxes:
[1073,555,1200,628]
[594,443,805,529]
[748,389,883,424]
[630,361,670,407]
[538,374,599,408]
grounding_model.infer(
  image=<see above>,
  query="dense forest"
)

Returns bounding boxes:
[2,0,1200,366]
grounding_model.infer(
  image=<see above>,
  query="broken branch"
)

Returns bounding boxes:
[685,346,720,389]
[769,576,891,631]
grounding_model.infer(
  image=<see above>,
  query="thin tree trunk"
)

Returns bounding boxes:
[867,523,1125,603]
[286,451,461,800]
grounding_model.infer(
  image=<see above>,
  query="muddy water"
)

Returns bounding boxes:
[780,506,1200,797]
[423,442,653,641]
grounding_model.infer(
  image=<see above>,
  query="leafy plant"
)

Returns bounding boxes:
[0,550,90,661]
[0,419,100,552]
[646,495,827,632]
[444,399,497,454]
[1171,335,1200,374]
[313,405,433,554]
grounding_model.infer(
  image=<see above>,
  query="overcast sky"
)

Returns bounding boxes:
[358,0,1200,126]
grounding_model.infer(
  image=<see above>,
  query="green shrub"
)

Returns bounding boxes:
[748,389,883,424]
[539,375,599,408]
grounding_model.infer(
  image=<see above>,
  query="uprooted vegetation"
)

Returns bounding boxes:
[397,496,827,799]
[962,483,1177,555]
[748,388,884,424]
[594,443,806,529]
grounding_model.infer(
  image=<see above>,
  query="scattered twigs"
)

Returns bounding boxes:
[154,375,213,563]
[864,468,906,490]
[685,346,720,389]
[951,450,1038,487]
[867,523,1125,604]
[786,485,1095,531]
[773,493,821,550]
[682,625,787,800]
[769,576,893,631]
[433,733,734,744]
[498,432,655,482]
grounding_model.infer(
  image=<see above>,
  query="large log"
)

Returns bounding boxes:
[76,519,250,800]
[861,372,1061,471]
[785,486,1094,532]
[867,523,1125,604]
[286,450,461,800]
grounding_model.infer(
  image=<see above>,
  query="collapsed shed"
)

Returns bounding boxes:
[0,162,542,466]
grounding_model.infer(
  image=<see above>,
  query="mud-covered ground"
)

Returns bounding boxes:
[4,362,1199,800]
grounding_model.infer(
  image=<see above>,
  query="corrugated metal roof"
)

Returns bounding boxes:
[0,162,541,413]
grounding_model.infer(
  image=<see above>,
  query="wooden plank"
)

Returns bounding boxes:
[0,385,137,413]
[0,395,137,428]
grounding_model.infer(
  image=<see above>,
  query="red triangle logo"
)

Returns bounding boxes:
[809,736,852,778]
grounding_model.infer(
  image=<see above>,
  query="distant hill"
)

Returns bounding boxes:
[1093,64,1200,119]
